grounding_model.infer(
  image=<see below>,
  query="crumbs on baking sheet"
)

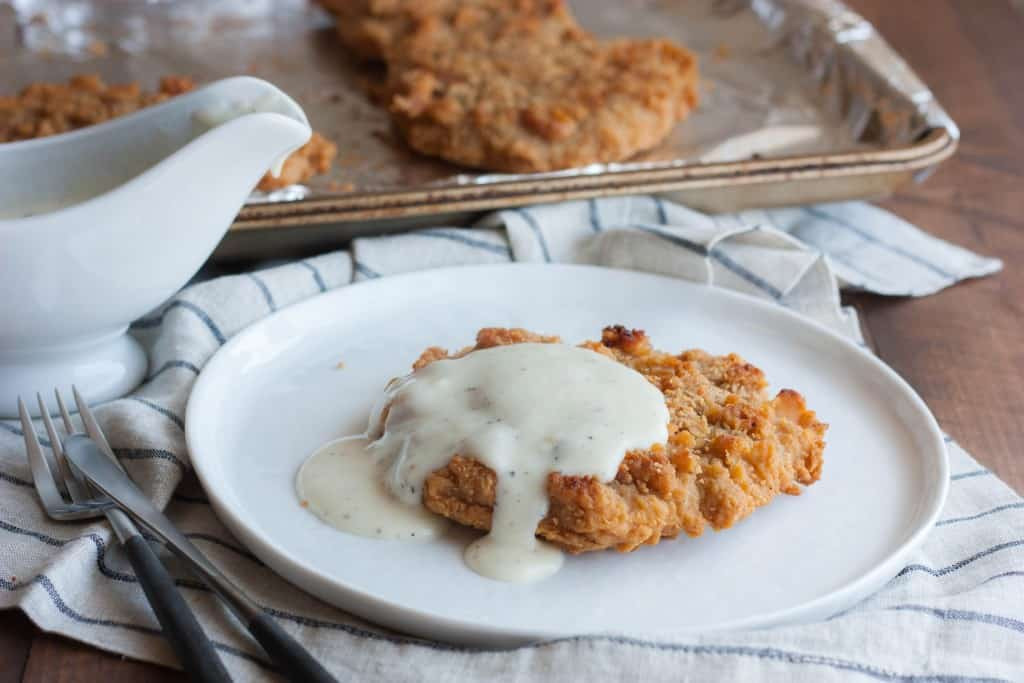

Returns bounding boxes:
[327,181,356,193]
[300,500,309,508]
[335,360,345,369]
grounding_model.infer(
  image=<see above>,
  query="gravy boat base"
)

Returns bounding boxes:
[0,330,147,416]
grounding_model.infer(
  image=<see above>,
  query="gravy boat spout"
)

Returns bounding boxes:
[0,77,312,416]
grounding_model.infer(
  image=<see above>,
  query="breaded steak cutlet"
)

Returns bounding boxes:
[318,0,699,172]
[414,327,826,554]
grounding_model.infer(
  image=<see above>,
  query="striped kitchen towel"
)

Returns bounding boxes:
[0,198,1016,682]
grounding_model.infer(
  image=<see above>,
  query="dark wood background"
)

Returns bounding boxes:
[2,0,1021,679]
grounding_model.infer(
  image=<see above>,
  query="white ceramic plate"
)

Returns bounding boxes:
[186,264,948,647]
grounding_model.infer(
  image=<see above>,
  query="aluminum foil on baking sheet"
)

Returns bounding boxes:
[1,0,957,204]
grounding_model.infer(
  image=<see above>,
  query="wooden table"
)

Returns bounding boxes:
[2,0,1021,679]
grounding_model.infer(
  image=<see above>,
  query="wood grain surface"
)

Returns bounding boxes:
[1,0,1021,679]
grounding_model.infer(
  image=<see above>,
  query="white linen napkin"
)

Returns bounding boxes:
[1,198,1017,682]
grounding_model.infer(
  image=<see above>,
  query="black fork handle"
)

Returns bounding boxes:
[123,534,233,682]
[248,611,337,683]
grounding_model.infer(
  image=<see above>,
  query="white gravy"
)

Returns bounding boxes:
[194,94,300,177]
[298,343,669,583]
[297,437,448,541]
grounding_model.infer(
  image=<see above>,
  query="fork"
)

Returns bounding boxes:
[19,389,232,683]
[60,390,338,683]
[49,389,339,682]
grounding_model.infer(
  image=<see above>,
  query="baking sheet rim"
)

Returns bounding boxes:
[231,127,956,230]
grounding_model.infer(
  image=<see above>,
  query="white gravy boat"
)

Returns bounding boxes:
[0,77,312,416]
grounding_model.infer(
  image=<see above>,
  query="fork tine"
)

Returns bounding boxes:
[37,394,63,449]
[38,393,91,503]
[54,389,75,434]
[71,386,120,465]
[18,396,66,509]
[36,394,70,499]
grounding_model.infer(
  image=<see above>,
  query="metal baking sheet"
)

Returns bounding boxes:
[2,0,957,235]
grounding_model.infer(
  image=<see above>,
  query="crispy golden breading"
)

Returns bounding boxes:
[0,74,337,191]
[255,131,338,191]
[320,0,581,63]
[317,0,455,62]
[319,0,699,172]
[416,327,826,554]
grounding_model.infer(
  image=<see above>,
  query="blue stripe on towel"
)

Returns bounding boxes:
[897,539,1024,578]
[802,206,954,281]
[0,469,31,487]
[0,519,66,548]
[654,197,668,224]
[298,261,328,292]
[147,359,201,381]
[1,573,159,630]
[113,447,188,470]
[353,261,381,279]
[885,604,1024,635]
[1,517,258,581]
[130,300,226,344]
[937,502,1024,527]
[633,224,707,255]
[709,248,784,300]
[513,208,553,262]
[0,521,135,581]
[974,571,1024,590]
[951,469,991,481]
[0,421,52,447]
[418,229,513,257]
[0,421,25,438]
[246,272,276,311]
[633,225,783,299]
[0,574,274,668]
[588,199,603,233]
[126,398,184,430]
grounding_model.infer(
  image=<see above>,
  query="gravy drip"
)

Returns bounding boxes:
[367,343,669,582]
